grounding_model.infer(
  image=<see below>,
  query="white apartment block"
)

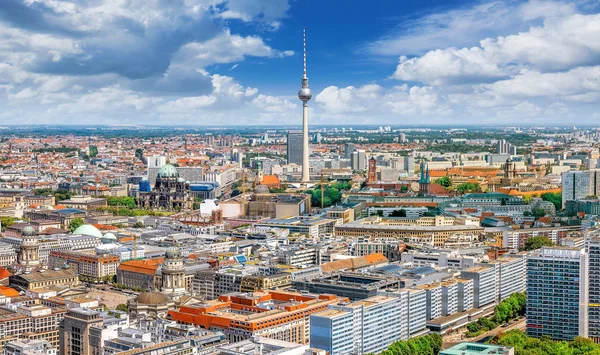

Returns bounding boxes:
[460,265,497,308]
[310,294,408,355]
[441,281,459,316]
[417,284,442,320]
[456,278,474,313]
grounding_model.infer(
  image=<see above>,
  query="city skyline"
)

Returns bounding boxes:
[0,0,599,126]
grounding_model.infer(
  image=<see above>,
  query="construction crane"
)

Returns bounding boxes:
[319,172,336,209]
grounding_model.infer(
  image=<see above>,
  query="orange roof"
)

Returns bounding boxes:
[502,188,562,197]
[538,217,552,223]
[321,253,388,273]
[54,205,67,210]
[0,267,11,280]
[0,286,19,297]
[117,258,164,276]
[93,224,118,231]
[261,175,280,185]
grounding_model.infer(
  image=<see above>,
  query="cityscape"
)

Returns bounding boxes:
[1,1,600,355]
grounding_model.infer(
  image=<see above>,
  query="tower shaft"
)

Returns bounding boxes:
[301,102,310,183]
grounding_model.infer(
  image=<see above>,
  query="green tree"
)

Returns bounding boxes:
[390,209,407,217]
[532,208,546,218]
[89,145,99,157]
[115,303,128,312]
[521,236,554,251]
[132,221,144,228]
[0,216,15,231]
[541,192,562,211]
[434,176,452,188]
[69,218,84,232]
[107,196,137,209]
[456,182,482,193]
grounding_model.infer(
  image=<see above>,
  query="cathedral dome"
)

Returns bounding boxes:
[165,246,182,259]
[22,225,36,237]
[254,184,270,194]
[157,164,179,178]
[72,224,103,239]
[101,233,117,243]
[134,291,170,305]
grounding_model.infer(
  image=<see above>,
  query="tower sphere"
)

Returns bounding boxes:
[298,87,312,102]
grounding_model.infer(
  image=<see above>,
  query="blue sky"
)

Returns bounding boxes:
[0,0,599,125]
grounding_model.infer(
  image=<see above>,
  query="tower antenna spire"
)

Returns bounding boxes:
[298,26,312,184]
[303,27,307,78]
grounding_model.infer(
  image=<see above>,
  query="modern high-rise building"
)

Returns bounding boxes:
[562,170,600,208]
[297,28,312,184]
[456,278,474,313]
[588,237,600,342]
[405,288,428,337]
[417,283,442,320]
[351,150,366,171]
[460,265,496,309]
[287,130,303,165]
[497,139,517,155]
[526,247,588,340]
[310,294,408,355]
[491,256,526,302]
[344,143,355,159]
[399,133,407,143]
[59,308,103,355]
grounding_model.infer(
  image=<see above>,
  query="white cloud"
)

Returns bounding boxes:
[480,66,600,100]
[392,12,600,85]
[315,84,450,117]
[175,29,294,68]
[367,0,577,56]
[218,0,290,30]
[252,94,297,112]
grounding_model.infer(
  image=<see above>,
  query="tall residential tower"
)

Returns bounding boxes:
[298,27,312,183]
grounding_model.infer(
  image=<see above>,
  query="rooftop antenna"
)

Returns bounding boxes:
[303,26,307,79]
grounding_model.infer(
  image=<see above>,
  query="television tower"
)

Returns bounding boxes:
[298,27,312,184]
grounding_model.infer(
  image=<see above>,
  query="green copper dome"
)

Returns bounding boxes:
[72,224,103,239]
[157,164,179,178]
[22,225,36,236]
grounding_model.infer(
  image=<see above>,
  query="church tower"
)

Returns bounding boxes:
[19,225,40,267]
[161,245,186,297]
[503,158,516,186]
[418,161,430,196]
[367,157,377,183]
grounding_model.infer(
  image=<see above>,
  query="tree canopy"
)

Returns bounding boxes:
[390,209,407,217]
[0,216,15,231]
[521,236,554,251]
[456,182,482,193]
[492,330,600,355]
[107,196,137,209]
[466,292,526,337]
[69,218,84,232]
[434,176,452,188]
[377,333,442,355]
[309,181,351,208]
[541,192,562,211]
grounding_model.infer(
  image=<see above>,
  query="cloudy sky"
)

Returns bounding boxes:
[0,0,599,126]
